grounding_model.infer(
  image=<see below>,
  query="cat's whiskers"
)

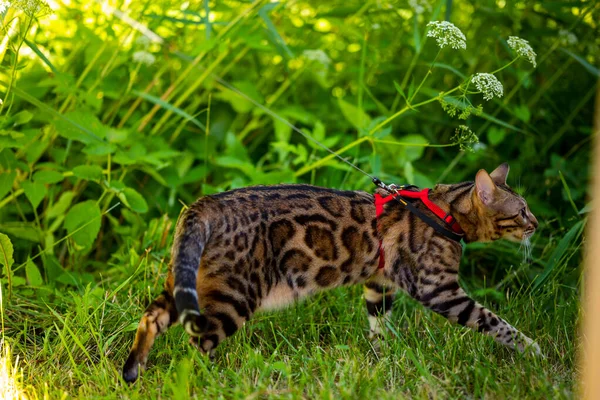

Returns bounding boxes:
[519,235,532,264]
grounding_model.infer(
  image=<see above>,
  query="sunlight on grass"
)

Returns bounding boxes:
[0,340,29,400]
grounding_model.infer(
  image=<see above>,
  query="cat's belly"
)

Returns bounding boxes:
[258,283,313,311]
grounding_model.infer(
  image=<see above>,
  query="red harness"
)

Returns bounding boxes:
[374,188,464,269]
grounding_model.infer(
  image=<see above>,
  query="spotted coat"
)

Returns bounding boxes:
[123,164,541,382]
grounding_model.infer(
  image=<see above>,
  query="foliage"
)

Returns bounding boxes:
[0,0,597,397]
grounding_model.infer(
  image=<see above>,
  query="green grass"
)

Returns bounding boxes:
[4,238,578,399]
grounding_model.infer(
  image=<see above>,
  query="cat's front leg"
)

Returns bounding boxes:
[416,274,541,355]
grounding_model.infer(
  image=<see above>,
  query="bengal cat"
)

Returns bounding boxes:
[122,163,540,382]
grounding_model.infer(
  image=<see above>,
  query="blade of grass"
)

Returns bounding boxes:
[532,218,586,291]
[132,90,206,131]
[23,38,59,75]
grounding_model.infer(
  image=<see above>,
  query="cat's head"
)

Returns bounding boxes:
[474,163,538,243]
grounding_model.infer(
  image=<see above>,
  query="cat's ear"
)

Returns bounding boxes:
[490,162,510,185]
[475,169,496,205]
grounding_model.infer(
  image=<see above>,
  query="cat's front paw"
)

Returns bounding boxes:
[516,335,542,357]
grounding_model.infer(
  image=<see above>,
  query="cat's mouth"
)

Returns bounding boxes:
[524,228,536,238]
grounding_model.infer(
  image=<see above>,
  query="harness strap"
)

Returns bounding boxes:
[375,188,464,269]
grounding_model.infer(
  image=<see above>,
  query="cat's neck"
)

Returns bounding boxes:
[430,183,496,243]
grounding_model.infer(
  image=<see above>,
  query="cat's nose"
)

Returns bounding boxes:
[529,213,538,229]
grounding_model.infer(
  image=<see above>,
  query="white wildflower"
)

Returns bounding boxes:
[558,29,578,46]
[426,21,467,50]
[409,0,432,15]
[507,36,537,67]
[472,73,503,101]
[13,0,48,16]
[0,1,10,13]
[371,23,380,30]
[302,49,331,66]
[132,50,156,66]
[135,35,151,48]
[451,125,479,152]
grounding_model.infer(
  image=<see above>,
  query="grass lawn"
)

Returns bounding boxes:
[4,243,578,399]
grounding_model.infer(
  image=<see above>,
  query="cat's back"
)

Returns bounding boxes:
[192,184,375,224]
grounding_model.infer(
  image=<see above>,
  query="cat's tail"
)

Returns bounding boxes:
[172,208,210,336]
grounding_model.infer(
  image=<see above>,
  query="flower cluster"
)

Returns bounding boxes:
[409,0,431,15]
[439,96,482,120]
[559,29,578,46]
[426,21,467,50]
[507,36,537,67]
[302,49,331,66]
[135,35,152,48]
[0,1,10,13]
[132,34,156,66]
[12,0,49,16]
[472,73,503,101]
[451,125,479,152]
[133,50,156,66]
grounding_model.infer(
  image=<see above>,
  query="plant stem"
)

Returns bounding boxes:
[490,57,519,74]
[368,86,461,135]
[408,50,441,103]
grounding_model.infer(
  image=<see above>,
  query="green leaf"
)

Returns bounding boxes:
[337,98,371,131]
[487,127,506,146]
[12,110,34,125]
[33,170,64,184]
[0,82,104,145]
[53,111,107,144]
[73,165,103,181]
[0,223,40,242]
[397,134,428,162]
[216,81,264,114]
[47,191,75,219]
[404,161,414,183]
[117,188,148,213]
[393,81,407,101]
[22,181,48,209]
[274,118,292,142]
[83,143,116,156]
[0,232,14,295]
[579,202,592,215]
[514,105,531,123]
[0,130,25,149]
[64,200,102,249]
[0,233,14,270]
[407,77,416,101]
[215,156,256,177]
[0,171,16,200]
[26,258,43,286]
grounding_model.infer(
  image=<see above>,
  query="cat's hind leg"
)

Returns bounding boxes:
[187,279,254,357]
[122,289,178,383]
[364,280,396,339]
